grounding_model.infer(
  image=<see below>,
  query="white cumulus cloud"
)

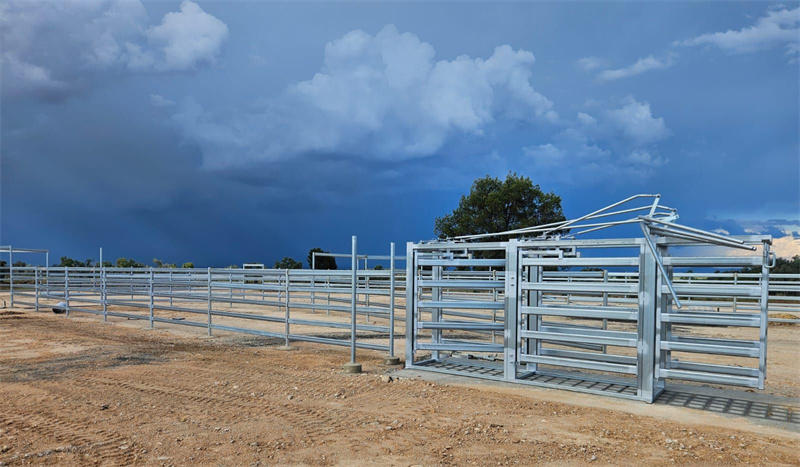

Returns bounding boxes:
[575,56,608,71]
[150,94,175,108]
[172,24,558,166]
[679,6,800,61]
[523,97,670,183]
[605,97,670,145]
[0,0,228,101]
[147,1,229,71]
[597,55,674,82]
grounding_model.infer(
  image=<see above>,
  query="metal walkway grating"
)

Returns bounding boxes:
[416,359,504,379]
[413,358,639,398]
[518,373,638,397]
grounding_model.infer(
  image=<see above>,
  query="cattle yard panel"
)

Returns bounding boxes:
[8,239,406,364]
[405,234,774,403]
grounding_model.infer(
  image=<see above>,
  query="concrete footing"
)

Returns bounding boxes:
[343,362,362,374]
[276,345,296,351]
[383,356,402,366]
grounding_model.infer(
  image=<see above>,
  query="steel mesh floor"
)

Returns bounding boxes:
[413,358,639,398]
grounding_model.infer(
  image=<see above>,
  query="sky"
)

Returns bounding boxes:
[1,0,799,267]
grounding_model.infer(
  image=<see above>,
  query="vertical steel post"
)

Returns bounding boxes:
[655,244,671,388]
[504,239,519,380]
[45,251,49,299]
[405,242,415,367]
[148,267,154,328]
[492,269,498,344]
[733,272,738,313]
[99,247,103,306]
[431,260,442,361]
[207,267,213,336]
[34,267,39,312]
[311,254,316,313]
[64,266,70,317]
[169,271,173,307]
[528,257,543,372]
[389,242,396,358]
[602,269,609,354]
[759,242,770,389]
[102,262,107,321]
[284,269,290,347]
[9,246,13,307]
[350,236,358,364]
[365,272,370,324]
[637,240,658,402]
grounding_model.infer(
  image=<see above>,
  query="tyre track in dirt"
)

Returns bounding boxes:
[68,374,371,441]
[0,392,136,465]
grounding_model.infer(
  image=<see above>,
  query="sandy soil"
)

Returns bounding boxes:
[0,307,798,466]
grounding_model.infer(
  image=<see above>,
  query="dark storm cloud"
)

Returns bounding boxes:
[1,1,798,266]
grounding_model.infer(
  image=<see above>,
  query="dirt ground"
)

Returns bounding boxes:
[1,308,799,466]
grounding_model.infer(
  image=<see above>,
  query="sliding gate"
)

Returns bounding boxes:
[406,235,772,402]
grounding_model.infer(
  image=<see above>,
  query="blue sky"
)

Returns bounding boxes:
[2,1,799,267]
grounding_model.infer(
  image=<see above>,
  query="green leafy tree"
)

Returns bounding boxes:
[102,261,113,267]
[56,256,86,267]
[373,264,384,270]
[307,248,338,270]
[153,258,177,268]
[115,257,144,268]
[181,262,195,269]
[12,261,28,267]
[275,257,303,269]
[434,173,565,240]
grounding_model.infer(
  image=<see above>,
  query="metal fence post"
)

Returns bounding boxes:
[365,272,370,323]
[283,269,291,348]
[45,251,49,300]
[638,242,658,402]
[207,267,212,336]
[311,254,316,313]
[102,264,107,321]
[9,246,13,307]
[344,236,361,373]
[384,242,400,365]
[149,267,155,328]
[602,269,609,354]
[733,272,738,313]
[492,269,498,344]
[64,266,70,317]
[405,242,415,368]
[759,243,770,389]
[34,267,39,312]
[504,239,519,380]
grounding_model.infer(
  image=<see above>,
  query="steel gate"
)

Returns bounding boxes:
[406,234,773,402]
[405,243,507,370]
[655,239,771,390]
